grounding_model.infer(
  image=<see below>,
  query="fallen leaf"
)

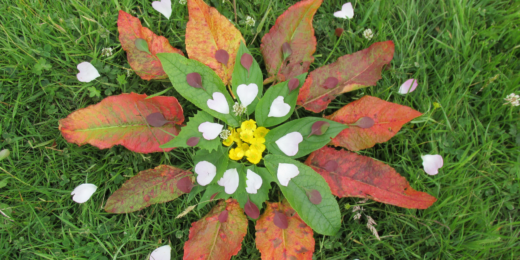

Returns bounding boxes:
[261,0,322,84]
[118,10,184,80]
[297,41,395,112]
[185,0,245,85]
[305,146,437,209]
[255,200,314,259]
[59,93,184,153]
[184,199,248,260]
[105,165,192,213]
[326,95,422,151]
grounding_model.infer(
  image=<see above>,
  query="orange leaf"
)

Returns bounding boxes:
[186,0,245,85]
[261,0,322,84]
[326,95,422,151]
[305,146,437,209]
[59,93,184,153]
[118,10,184,80]
[297,41,395,112]
[183,199,248,260]
[255,200,314,260]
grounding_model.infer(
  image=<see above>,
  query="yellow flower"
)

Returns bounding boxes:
[254,127,269,139]
[240,129,254,143]
[223,137,234,146]
[229,147,245,160]
[241,119,257,131]
[245,149,262,164]
[250,142,266,153]
[241,143,250,152]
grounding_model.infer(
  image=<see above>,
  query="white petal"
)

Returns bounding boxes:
[152,0,172,20]
[76,62,100,83]
[71,183,97,204]
[245,169,263,194]
[421,154,443,175]
[195,161,217,186]
[207,92,230,114]
[277,163,299,186]
[198,122,224,140]
[275,132,303,156]
[398,78,418,94]
[333,2,354,19]
[267,96,291,118]
[218,168,239,194]
[237,83,259,107]
[150,245,171,260]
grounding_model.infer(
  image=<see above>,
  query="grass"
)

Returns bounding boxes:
[1,0,519,259]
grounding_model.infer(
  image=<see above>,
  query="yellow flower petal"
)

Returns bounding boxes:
[245,149,262,164]
[254,127,269,138]
[240,129,254,143]
[241,119,257,131]
[250,143,266,153]
[223,137,234,146]
[229,147,244,160]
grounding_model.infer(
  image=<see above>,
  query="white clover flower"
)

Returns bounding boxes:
[245,16,255,27]
[232,102,246,116]
[219,129,231,139]
[101,47,113,57]
[504,93,520,107]
[363,28,373,40]
[179,0,187,5]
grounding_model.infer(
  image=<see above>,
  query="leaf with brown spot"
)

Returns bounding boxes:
[59,93,184,153]
[326,95,422,151]
[297,41,395,112]
[118,10,184,80]
[185,0,245,85]
[305,146,437,209]
[105,165,192,213]
[183,199,248,260]
[260,0,322,84]
[255,200,314,260]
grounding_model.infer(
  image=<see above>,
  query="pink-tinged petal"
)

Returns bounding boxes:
[207,92,230,114]
[333,2,354,19]
[245,169,263,194]
[198,122,224,140]
[218,168,239,194]
[398,78,418,94]
[71,183,97,203]
[421,154,443,175]
[149,245,171,260]
[275,132,303,156]
[76,62,100,82]
[268,96,291,118]
[277,163,299,186]
[151,0,172,20]
[195,161,217,186]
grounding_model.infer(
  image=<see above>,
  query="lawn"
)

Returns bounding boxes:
[1,0,519,259]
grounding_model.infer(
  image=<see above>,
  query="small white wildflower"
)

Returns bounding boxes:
[504,93,520,107]
[101,47,113,57]
[179,0,187,5]
[232,102,246,116]
[245,16,255,27]
[363,28,373,40]
[220,129,231,139]
[352,205,364,212]
[353,212,362,220]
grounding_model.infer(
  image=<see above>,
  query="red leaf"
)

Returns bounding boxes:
[177,176,194,193]
[255,201,314,259]
[118,10,184,80]
[105,165,192,213]
[218,210,229,223]
[306,190,322,205]
[215,49,230,65]
[146,112,169,127]
[326,95,422,151]
[335,28,344,37]
[261,0,322,84]
[305,146,437,209]
[297,41,395,112]
[244,199,260,219]
[184,199,248,260]
[186,72,203,89]
[240,53,253,72]
[186,0,245,85]
[59,93,184,153]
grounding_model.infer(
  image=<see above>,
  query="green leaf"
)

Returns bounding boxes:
[264,154,341,236]
[231,42,264,115]
[160,110,221,152]
[135,38,151,54]
[197,183,230,209]
[187,185,206,203]
[255,73,307,127]
[265,117,346,159]
[157,53,240,127]
[235,165,272,210]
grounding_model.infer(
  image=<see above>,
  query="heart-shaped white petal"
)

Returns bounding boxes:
[421,154,443,175]
[245,169,263,194]
[398,78,418,94]
[195,161,217,186]
[277,163,299,186]
[198,122,224,140]
[268,96,291,118]
[207,92,230,114]
[76,62,100,83]
[152,0,172,20]
[237,83,258,107]
[149,245,171,260]
[333,2,354,19]
[71,183,97,203]
[275,132,303,156]
[218,168,239,194]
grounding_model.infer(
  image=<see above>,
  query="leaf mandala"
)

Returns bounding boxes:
[118,10,184,80]
[305,146,437,209]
